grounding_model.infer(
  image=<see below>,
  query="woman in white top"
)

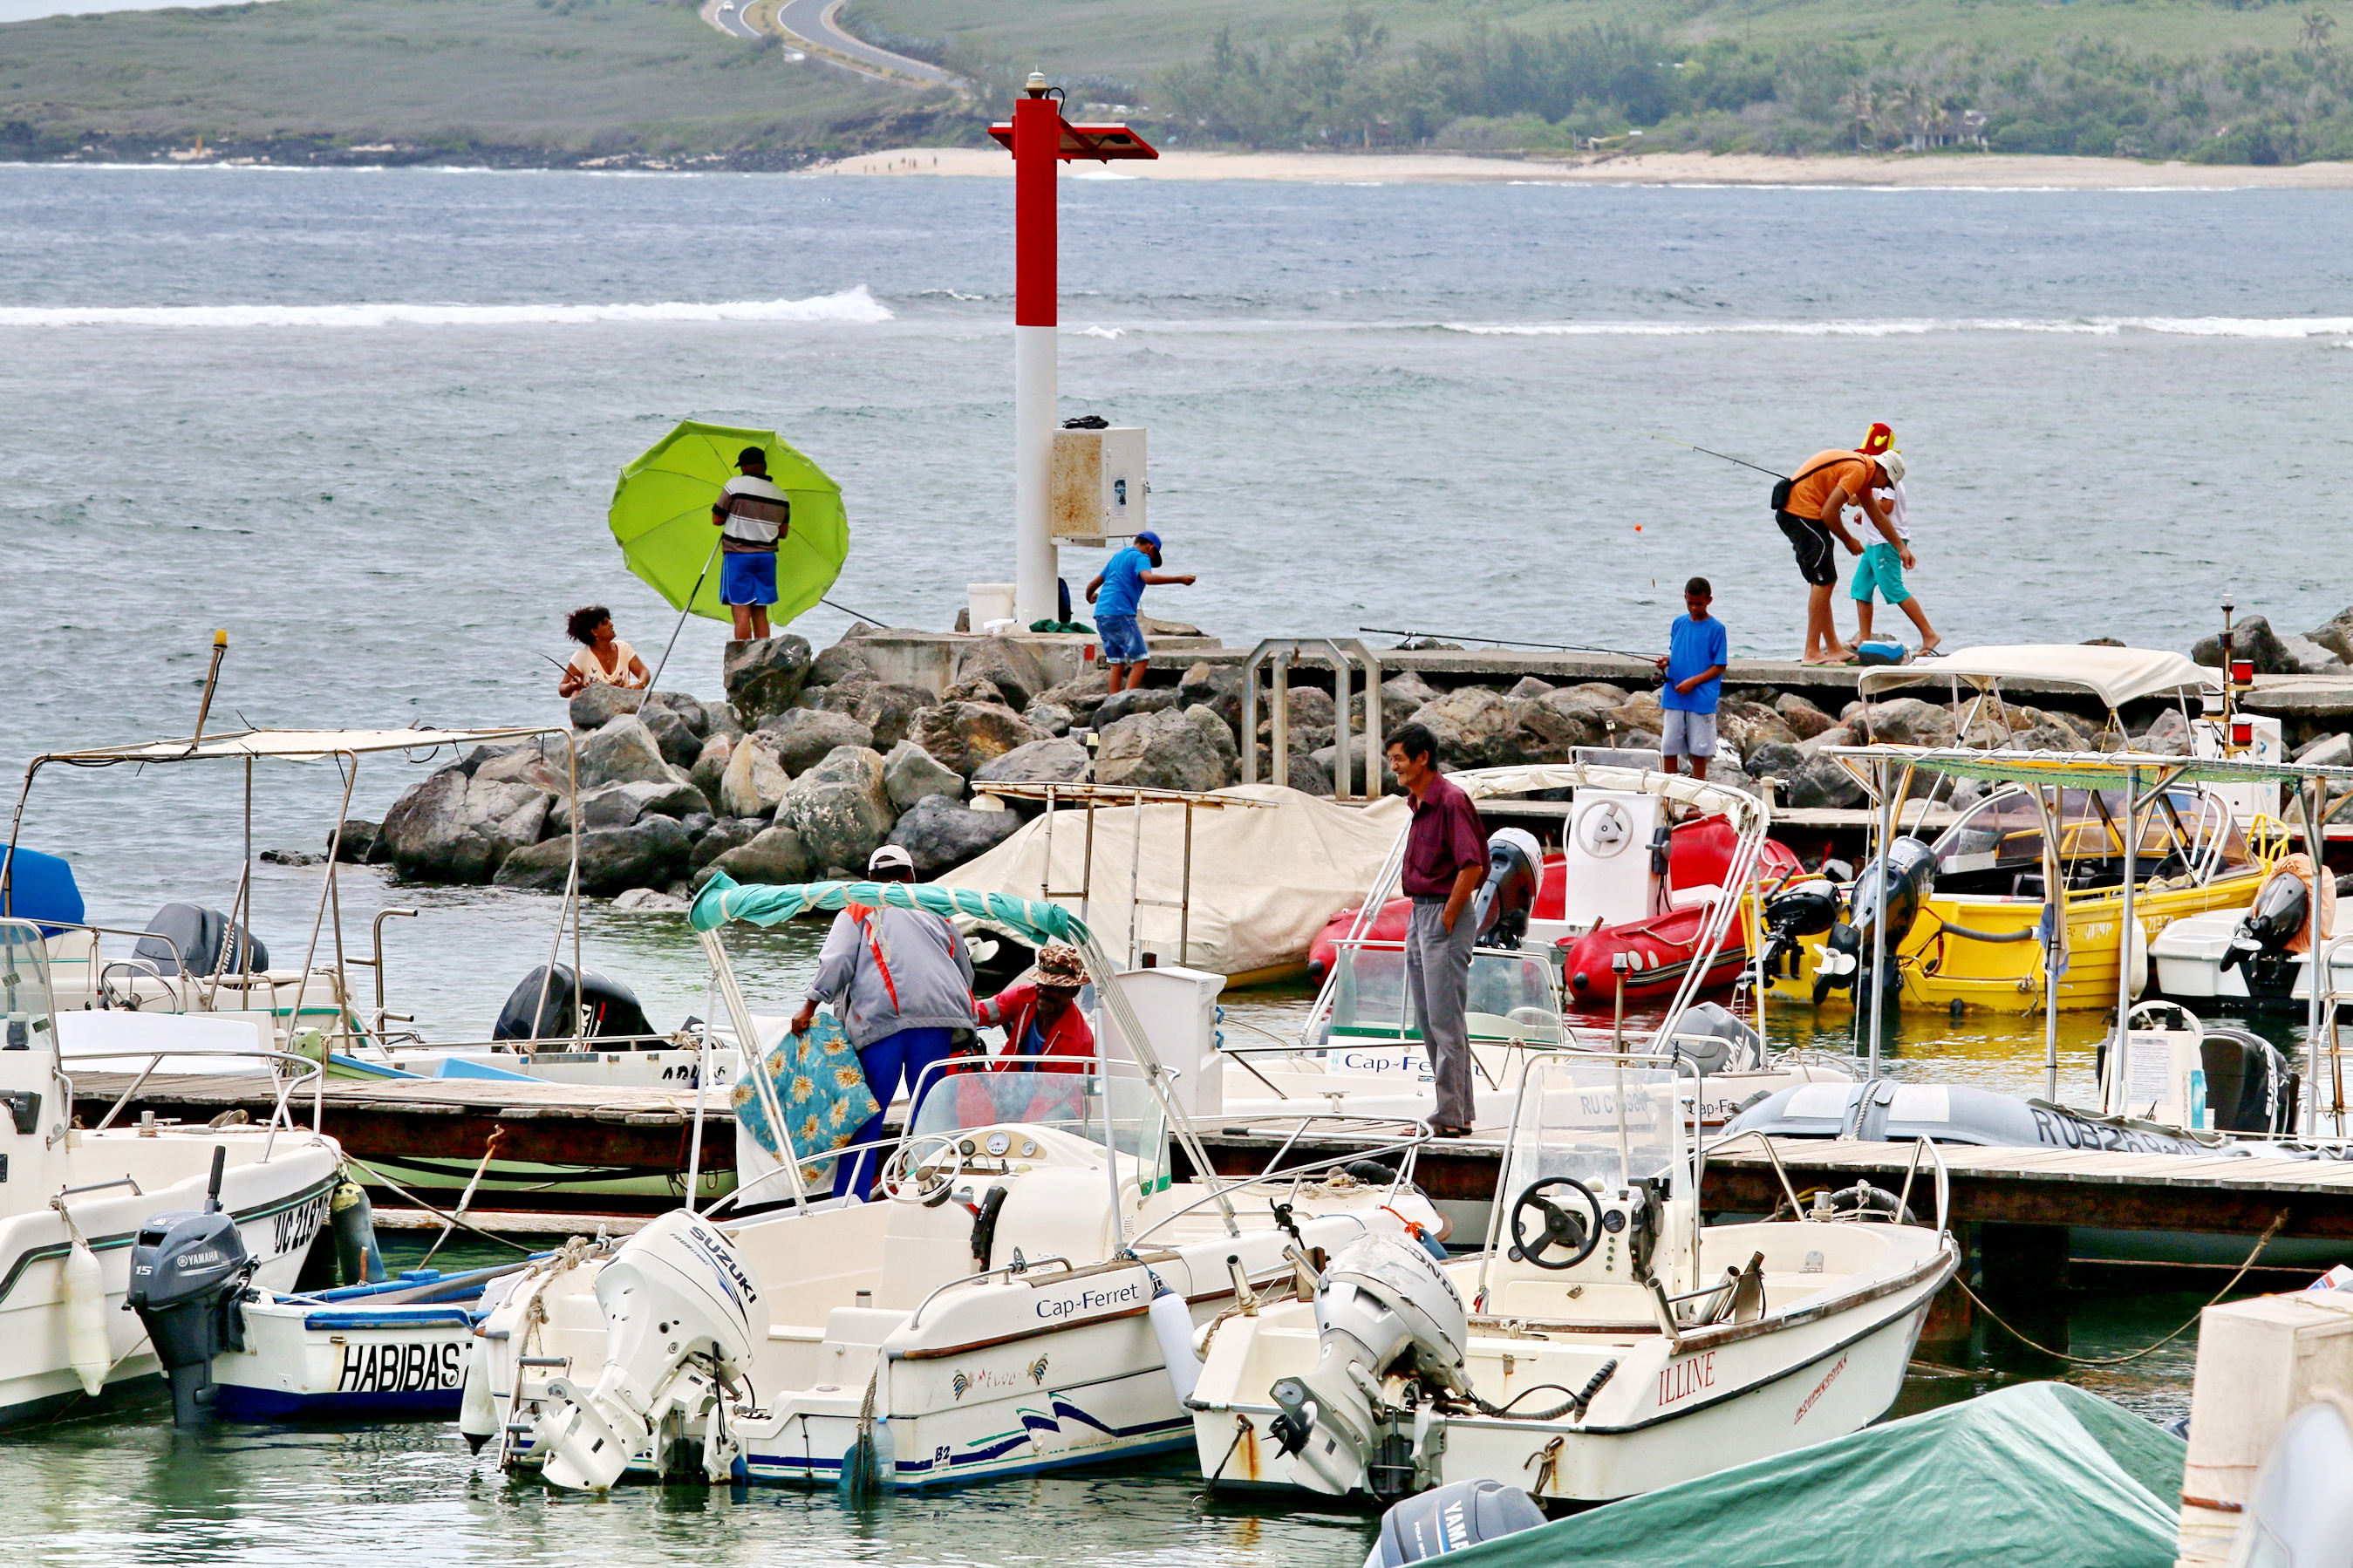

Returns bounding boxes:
[556,604,650,695]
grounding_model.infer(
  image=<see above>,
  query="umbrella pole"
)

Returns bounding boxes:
[645,535,723,695]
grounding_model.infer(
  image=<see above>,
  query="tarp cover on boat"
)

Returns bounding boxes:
[1424,1383,2185,1568]
[938,785,1409,979]
[1857,644,2219,710]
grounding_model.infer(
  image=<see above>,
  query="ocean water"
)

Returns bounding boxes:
[0,169,2336,1557]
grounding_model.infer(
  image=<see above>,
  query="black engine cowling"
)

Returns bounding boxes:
[492,964,654,1043]
[126,1147,254,1425]
[133,903,268,978]
[2221,872,2310,977]
[1819,836,1937,1006]
[2201,1026,2301,1135]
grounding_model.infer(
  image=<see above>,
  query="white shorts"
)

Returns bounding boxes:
[1661,708,1718,758]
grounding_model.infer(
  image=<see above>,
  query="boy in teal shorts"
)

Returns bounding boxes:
[1849,451,1940,657]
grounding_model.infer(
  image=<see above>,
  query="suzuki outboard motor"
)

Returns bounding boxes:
[494,964,655,1042]
[1367,1479,1547,1568]
[1270,1232,1470,1499]
[126,1146,255,1425]
[1471,828,1545,950]
[1818,837,1936,1008]
[134,903,267,978]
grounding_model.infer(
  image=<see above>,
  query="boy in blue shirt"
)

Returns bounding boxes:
[1083,530,1197,693]
[1653,576,1729,781]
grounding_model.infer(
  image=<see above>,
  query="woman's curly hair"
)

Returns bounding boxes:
[565,605,611,646]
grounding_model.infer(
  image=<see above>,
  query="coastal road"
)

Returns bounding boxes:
[699,0,761,41]
[770,0,958,87]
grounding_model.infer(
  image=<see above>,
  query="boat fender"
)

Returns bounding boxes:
[1148,1271,1203,1404]
[1367,1478,1546,1568]
[330,1180,386,1285]
[54,1204,109,1397]
[458,1333,498,1455]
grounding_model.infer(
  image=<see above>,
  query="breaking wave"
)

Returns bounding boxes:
[0,284,893,328]
[1439,315,2353,338]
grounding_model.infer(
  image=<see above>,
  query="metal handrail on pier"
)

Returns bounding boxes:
[1239,638,1386,801]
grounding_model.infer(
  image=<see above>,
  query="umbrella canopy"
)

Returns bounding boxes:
[608,420,848,625]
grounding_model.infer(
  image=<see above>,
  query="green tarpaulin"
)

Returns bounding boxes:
[1430,1383,2184,1568]
[689,870,1084,951]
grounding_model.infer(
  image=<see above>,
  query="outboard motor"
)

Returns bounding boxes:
[2201,1026,2301,1135]
[1471,828,1545,949]
[1818,837,1936,1008]
[126,1145,255,1425]
[1269,1232,1470,1500]
[494,964,655,1043]
[1760,880,1844,981]
[2220,870,2312,995]
[1659,1000,1767,1077]
[1367,1479,1546,1568]
[133,903,267,978]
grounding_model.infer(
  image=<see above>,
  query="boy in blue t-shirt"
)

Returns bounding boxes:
[1653,576,1729,780]
[1083,530,1197,693]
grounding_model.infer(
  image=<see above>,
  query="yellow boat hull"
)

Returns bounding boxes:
[1768,869,2268,1014]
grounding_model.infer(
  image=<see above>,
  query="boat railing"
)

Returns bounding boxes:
[70,1043,326,1162]
[1130,1121,1434,1250]
[904,1254,1077,1331]
[1895,1135,1954,1238]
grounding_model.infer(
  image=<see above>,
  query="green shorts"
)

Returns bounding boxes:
[1852,542,1912,605]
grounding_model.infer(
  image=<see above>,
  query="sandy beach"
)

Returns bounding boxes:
[811,147,2353,188]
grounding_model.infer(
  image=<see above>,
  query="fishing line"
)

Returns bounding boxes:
[1614,426,1791,481]
[1358,625,1656,661]
[822,596,890,625]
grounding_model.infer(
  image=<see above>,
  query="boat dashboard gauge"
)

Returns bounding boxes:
[958,1138,978,1156]
[986,1131,1012,1156]
[1020,1140,1039,1158]
[1600,1210,1626,1234]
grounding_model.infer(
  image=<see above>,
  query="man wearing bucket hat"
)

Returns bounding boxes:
[793,843,976,1199]
[1085,531,1197,694]
[974,943,1095,1066]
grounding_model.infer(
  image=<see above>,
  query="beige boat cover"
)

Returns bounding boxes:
[938,785,1409,978]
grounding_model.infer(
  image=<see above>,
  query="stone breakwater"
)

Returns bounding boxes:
[351,609,2353,901]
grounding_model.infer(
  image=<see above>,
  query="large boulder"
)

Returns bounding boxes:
[887,795,1023,876]
[1037,669,1114,729]
[1382,671,1442,712]
[1176,663,1242,731]
[723,636,815,726]
[1272,747,1336,797]
[972,737,1091,789]
[577,715,678,790]
[495,815,693,896]
[953,638,1054,713]
[854,684,933,751]
[1095,705,1236,793]
[2309,605,2353,665]
[883,740,965,812]
[1775,692,1838,740]
[908,701,1046,777]
[1857,698,1958,748]
[638,691,711,768]
[779,746,897,876]
[475,738,570,796]
[380,767,552,883]
[2188,615,2340,676]
[1745,739,1808,785]
[568,685,644,730]
[1518,692,1607,762]
[1312,736,1392,794]
[1097,687,1182,728]
[690,733,734,804]
[690,815,767,870]
[807,640,877,689]
[554,777,709,833]
[328,818,381,865]
[1797,723,1855,759]
[1026,702,1075,738]
[719,736,792,818]
[758,708,875,774]
[1406,687,1536,769]
[695,824,812,888]
[1783,755,1867,810]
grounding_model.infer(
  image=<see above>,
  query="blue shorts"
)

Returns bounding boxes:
[1096,613,1148,664]
[721,550,777,607]
[1851,542,1911,605]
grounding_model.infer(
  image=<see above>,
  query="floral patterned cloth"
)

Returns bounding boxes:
[731,1010,878,1192]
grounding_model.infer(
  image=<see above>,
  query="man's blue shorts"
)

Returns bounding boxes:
[721,550,778,607]
[1850,542,1912,606]
[1096,613,1148,664]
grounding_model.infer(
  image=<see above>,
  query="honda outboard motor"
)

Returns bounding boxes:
[1270,1232,1470,1499]
[134,903,267,978]
[1367,1479,1547,1568]
[1471,828,1545,950]
[126,1145,255,1425]
[494,964,655,1042]
[1818,837,1935,1007]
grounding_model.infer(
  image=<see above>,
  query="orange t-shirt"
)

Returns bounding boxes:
[1784,451,1878,521]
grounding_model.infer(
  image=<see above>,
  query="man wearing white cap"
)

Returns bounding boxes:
[793,843,976,1199]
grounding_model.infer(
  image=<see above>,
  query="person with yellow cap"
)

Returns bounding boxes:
[1849,432,1940,658]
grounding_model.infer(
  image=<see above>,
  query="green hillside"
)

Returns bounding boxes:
[0,0,952,165]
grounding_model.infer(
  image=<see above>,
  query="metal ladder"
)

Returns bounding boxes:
[1238,637,1386,801]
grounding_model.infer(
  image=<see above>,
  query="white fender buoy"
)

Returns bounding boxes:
[458,1333,498,1455]
[1148,1271,1203,1403]
[64,1234,108,1397]
[2126,920,2150,999]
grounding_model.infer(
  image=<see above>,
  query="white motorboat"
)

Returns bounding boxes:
[1217,764,1851,1135]
[1183,1053,1955,1505]
[461,878,1449,1491]
[0,918,343,1426]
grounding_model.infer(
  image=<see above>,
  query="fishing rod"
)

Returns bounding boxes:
[1622,428,1790,481]
[1358,626,1658,662]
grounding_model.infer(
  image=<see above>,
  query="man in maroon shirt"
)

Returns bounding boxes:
[1385,721,1489,1137]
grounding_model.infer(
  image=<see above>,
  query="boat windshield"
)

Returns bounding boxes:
[1328,941,1564,1045]
[1499,1056,1688,1199]
[908,1064,1170,1195]
[0,920,55,1053]
[1931,785,2250,892]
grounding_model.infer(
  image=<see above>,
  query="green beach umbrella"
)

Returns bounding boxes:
[608,419,849,626]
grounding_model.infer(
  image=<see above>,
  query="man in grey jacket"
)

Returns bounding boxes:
[791,844,976,1199]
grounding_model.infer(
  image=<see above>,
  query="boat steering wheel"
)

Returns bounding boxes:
[880,1133,965,1207]
[1509,1176,1604,1271]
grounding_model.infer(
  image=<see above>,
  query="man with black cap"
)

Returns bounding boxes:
[711,446,791,641]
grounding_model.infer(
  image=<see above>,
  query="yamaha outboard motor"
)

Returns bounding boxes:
[134,903,267,978]
[126,1146,255,1425]
[1471,828,1544,950]
[493,964,655,1042]
[1818,837,1936,1009]
[1367,1479,1546,1568]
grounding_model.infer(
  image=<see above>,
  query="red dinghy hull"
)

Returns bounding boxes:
[1558,903,1753,1006]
